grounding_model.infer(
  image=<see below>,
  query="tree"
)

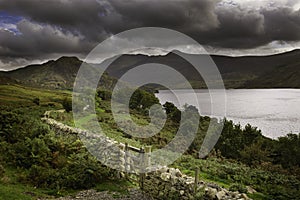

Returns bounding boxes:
[163,102,181,123]
[97,90,112,100]
[240,140,271,166]
[274,133,300,168]
[129,89,159,110]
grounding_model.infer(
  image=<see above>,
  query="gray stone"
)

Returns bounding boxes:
[206,188,218,199]
[246,186,256,194]
[216,190,226,200]
[160,172,171,181]
[241,193,250,200]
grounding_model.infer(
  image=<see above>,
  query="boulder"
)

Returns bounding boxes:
[246,186,256,194]
[216,190,226,200]
[206,188,218,199]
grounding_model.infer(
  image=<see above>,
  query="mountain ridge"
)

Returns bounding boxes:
[0,49,299,89]
[103,49,300,89]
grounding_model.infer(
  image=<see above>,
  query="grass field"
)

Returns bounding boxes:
[0,84,70,106]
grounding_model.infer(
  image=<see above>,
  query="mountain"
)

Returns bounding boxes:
[0,56,116,90]
[6,57,80,89]
[0,49,299,89]
[102,49,300,89]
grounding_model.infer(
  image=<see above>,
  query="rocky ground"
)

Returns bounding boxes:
[40,189,154,200]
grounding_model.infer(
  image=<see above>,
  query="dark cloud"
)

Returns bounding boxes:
[0,0,300,69]
[0,19,92,56]
[263,7,300,41]
[108,0,219,31]
[201,5,300,49]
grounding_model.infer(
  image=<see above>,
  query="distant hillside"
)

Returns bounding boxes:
[242,60,300,88]
[0,72,18,85]
[0,49,299,89]
[103,49,300,89]
[0,57,116,90]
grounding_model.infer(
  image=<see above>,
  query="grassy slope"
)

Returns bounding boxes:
[0,84,70,106]
[0,85,68,199]
[1,84,299,199]
[243,61,300,88]
[0,85,135,200]
[49,89,300,199]
[57,113,300,199]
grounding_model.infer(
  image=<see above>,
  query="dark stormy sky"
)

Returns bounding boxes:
[0,0,300,70]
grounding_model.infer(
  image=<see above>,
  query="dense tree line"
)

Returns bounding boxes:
[96,87,300,171]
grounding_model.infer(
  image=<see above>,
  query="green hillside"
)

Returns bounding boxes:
[243,61,300,88]
[0,83,300,199]
[1,57,116,90]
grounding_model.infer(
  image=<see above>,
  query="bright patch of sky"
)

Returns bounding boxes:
[0,11,23,34]
[218,0,300,10]
[206,40,300,56]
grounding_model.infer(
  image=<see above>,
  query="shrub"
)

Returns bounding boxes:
[229,183,247,193]
[0,164,5,178]
[62,98,72,112]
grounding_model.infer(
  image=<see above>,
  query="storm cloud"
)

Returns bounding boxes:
[0,0,300,69]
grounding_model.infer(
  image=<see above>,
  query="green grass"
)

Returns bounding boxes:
[172,155,300,199]
[0,84,69,106]
[76,114,97,128]
[0,167,53,200]
[94,180,135,195]
[248,192,272,200]
[0,183,43,200]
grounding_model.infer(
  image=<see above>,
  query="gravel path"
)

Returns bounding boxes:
[42,189,154,200]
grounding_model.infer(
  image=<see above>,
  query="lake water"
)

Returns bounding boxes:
[156,89,300,138]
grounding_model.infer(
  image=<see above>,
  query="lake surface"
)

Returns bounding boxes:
[156,89,300,138]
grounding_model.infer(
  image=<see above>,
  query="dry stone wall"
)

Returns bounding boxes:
[143,166,251,200]
[42,112,251,200]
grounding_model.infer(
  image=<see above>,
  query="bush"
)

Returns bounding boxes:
[33,97,40,105]
[62,98,72,112]
[0,164,5,178]
[97,90,112,100]
[229,183,247,193]
[0,107,116,190]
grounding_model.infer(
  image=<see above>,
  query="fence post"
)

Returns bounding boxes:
[125,143,129,179]
[139,147,145,190]
[118,143,126,178]
[144,146,151,170]
[194,167,199,194]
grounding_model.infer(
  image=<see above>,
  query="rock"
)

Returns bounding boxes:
[160,172,171,181]
[158,191,164,197]
[158,166,168,173]
[241,193,250,200]
[216,190,226,200]
[246,186,256,194]
[206,188,218,199]
[180,190,185,195]
[207,183,221,191]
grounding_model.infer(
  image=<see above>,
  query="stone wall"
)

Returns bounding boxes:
[41,116,143,174]
[143,166,251,200]
[42,112,251,200]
